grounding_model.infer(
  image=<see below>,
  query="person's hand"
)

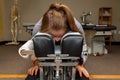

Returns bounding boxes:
[27,65,39,76]
[76,65,90,78]
[21,50,34,56]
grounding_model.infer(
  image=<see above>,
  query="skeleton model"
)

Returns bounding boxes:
[6,0,19,45]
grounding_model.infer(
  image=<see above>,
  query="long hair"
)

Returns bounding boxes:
[40,3,83,34]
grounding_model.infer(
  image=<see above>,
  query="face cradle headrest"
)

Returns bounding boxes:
[33,33,55,57]
[61,32,84,57]
[32,32,84,58]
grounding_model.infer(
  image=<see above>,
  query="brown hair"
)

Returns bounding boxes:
[40,3,83,34]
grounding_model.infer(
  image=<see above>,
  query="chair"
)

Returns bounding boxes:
[32,32,84,80]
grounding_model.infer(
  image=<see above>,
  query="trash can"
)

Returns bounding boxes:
[92,37,108,56]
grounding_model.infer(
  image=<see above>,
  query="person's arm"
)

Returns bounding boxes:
[18,40,34,58]
[82,38,88,63]
[74,18,84,33]
[27,57,39,76]
[74,18,88,63]
[32,18,43,36]
[20,50,34,56]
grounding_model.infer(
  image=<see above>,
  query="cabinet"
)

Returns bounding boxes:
[98,7,112,25]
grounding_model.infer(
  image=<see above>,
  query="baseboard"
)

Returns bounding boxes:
[0,41,26,45]
[105,41,120,45]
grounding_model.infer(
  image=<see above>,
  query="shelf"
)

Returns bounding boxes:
[98,7,112,25]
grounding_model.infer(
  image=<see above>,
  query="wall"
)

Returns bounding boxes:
[0,0,4,41]
[1,0,120,41]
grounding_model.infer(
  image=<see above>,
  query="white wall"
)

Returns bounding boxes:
[1,0,120,41]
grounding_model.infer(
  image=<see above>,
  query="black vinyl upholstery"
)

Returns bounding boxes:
[33,32,84,58]
[61,32,84,57]
[32,33,55,57]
